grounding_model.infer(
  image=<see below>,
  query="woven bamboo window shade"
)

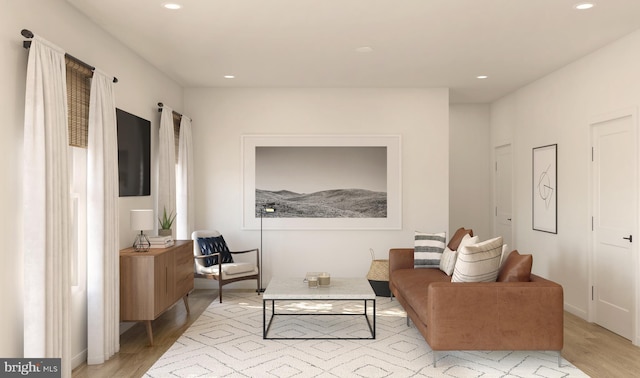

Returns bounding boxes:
[66,57,92,148]
[173,112,181,163]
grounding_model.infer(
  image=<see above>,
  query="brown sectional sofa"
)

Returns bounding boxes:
[389,229,564,367]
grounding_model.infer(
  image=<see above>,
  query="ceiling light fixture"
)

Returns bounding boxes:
[355,46,374,53]
[223,75,235,79]
[162,3,182,10]
[476,75,488,79]
[574,3,595,10]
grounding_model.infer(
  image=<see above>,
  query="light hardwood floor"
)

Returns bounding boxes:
[562,311,640,377]
[72,289,218,378]
[73,290,640,378]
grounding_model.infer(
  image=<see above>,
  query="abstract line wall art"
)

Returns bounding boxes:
[532,144,557,234]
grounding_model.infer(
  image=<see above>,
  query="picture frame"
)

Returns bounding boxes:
[532,144,557,234]
[241,135,402,230]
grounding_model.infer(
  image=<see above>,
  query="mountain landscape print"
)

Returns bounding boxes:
[255,145,388,219]
[255,188,387,218]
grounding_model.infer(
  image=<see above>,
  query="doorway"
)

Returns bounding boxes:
[495,144,513,249]
[590,109,637,341]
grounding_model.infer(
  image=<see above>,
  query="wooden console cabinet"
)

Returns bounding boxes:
[120,240,194,345]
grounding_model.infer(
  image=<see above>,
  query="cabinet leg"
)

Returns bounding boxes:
[145,321,154,346]
[183,295,190,314]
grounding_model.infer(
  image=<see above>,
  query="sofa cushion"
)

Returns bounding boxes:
[197,236,234,266]
[391,267,452,293]
[391,268,451,322]
[447,227,473,251]
[497,250,533,282]
[457,234,480,252]
[499,244,510,267]
[452,236,503,282]
[198,262,256,276]
[439,234,480,275]
[414,231,446,268]
[438,247,457,275]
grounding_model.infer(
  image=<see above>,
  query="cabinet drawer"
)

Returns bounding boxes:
[176,272,194,297]
[174,243,194,296]
[175,244,193,267]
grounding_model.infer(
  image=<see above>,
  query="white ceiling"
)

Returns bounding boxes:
[66,0,640,103]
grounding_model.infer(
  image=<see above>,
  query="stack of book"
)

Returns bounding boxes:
[148,235,174,249]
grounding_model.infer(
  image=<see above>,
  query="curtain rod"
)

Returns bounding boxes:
[21,29,118,83]
[157,102,191,121]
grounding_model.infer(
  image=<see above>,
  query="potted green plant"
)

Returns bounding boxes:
[158,207,176,237]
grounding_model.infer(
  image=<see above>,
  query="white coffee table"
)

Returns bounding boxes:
[262,277,376,339]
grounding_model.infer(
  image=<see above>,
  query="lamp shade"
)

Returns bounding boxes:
[130,209,154,231]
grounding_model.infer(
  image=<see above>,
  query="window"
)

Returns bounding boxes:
[66,57,92,148]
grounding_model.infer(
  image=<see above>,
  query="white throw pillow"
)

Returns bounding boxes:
[452,236,503,282]
[439,247,457,275]
[439,234,479,276]
[414,231,446,268]
[499,244,510,268]
[457,234,480,253]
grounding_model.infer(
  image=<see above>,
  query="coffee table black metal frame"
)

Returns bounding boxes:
[262,277,376,340]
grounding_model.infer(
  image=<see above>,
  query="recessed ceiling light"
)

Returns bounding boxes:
[223,75,235,79]
[574,3,595,10]
[163,3,182,10]
[355,46,374,53]
[476,75,488,79]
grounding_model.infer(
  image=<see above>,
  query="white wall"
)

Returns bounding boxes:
[0,0,183,365]
[490,29,640,329]
[184,88,449,286]
[449,104,493,240]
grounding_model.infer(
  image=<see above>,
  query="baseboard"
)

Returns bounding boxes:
[119,322,135,335]
[71,348,87,369]
[564,302,587,319]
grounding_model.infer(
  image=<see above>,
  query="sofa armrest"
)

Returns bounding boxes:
[425,274,564,351]
[389,248,414,273]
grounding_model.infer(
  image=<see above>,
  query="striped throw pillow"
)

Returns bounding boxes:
[452,236,503,282]
[414,231,446,268]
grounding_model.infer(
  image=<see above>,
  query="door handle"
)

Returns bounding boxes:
[507,218,512,221]
[623,235,633,243]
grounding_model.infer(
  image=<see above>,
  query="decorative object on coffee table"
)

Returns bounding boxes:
[305,272,330,286]
[318,272,330,286]
[307,276,318,288]
[367,248,390,297]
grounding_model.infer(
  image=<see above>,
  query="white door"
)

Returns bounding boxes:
[495,145,513,250]
[591,113,636,340]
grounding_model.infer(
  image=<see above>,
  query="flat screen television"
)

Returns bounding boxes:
[116,108,151,197]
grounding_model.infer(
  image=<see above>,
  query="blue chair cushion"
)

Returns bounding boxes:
[197,236,234,267]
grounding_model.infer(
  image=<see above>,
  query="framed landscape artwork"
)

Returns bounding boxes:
[532,144,557,234]
[241,135,402,230]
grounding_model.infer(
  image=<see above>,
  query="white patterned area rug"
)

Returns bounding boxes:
[145,292,588,378]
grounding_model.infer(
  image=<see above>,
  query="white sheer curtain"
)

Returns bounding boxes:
[23,35,72,378]
[86,70,120,364]
[176,116,194,240]
[158,107,177,233]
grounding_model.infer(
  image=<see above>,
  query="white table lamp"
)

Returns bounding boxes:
[131,209,154,252]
